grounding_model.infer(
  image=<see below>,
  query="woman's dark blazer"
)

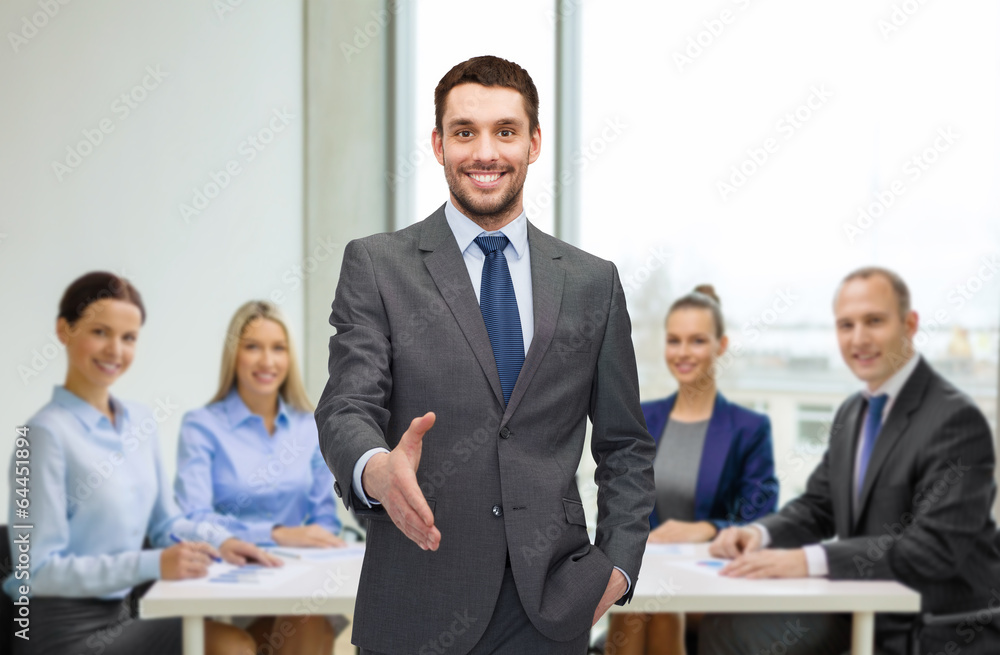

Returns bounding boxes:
[645,392,779,530]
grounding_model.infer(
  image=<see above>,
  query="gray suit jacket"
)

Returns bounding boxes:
[759,357,1000,649]
[316,206,656,654]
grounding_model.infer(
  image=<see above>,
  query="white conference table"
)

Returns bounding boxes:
[141,544,921,655]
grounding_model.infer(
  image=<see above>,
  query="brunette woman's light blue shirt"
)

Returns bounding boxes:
[3,387,230,600]
[174,390,341,545]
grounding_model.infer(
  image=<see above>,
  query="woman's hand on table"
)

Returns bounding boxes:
[271,524,346,548]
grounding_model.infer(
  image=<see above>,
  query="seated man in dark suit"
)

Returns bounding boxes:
[701,266,1000,655]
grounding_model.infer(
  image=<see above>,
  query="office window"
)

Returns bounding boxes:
[578,1,1000,498]
[797,404,835,450]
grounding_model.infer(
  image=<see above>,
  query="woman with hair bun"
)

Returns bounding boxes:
[3,271,278,655]
[174,300,343,655]
[606,285,779,655]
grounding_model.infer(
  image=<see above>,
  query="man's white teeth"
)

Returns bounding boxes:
[471,173,500,183]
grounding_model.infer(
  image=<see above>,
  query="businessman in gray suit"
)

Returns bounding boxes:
[316,56,656,654]
[702,267,1000,655]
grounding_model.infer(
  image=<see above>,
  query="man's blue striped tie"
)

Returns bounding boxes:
[857,393,889,500]
[474,234,524,405]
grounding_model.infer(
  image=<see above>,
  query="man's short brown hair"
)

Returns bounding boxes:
[835,266,912,318]
[434,56,540,136]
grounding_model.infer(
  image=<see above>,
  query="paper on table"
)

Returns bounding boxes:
[672,559,730,577]
[170,561,308,588]
[267,545,366,560]
[645,543,698,557]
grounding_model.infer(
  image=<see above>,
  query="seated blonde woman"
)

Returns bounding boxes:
[175,300,344,655]
[607,286,778,655]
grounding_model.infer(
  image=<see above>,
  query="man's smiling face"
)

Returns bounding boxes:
[433,83,541,229]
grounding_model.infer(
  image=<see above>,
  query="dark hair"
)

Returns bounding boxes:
[666,284,724,338]
[58,271,146,325]
[835,266,911,318]
[434,56,540,136]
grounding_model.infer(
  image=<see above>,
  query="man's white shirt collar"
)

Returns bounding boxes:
[862,352,920,400]
[444,199,528,261]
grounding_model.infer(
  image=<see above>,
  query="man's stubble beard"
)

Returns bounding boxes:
[444,155,529,231]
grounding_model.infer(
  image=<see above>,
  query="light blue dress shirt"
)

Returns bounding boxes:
[3,387,230,600]
[174,389,341,545]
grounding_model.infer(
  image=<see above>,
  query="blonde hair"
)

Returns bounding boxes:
[210,300,314,413]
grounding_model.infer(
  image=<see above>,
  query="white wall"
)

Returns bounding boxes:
[0,0,304,513]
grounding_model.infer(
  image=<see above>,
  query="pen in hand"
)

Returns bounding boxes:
[169,533,223,563]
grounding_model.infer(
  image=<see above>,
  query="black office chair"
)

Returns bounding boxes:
[1,525,15,653]
[907,530,1000,655]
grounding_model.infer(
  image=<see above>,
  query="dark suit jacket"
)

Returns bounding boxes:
[315,206,656,654]
[759,357,1000,648]
[644,393,778,530]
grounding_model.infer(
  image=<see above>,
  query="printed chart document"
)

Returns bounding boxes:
[644,543,698,557]
[170,561,309,588]
[672,559,732,577]
[267,545,366,560]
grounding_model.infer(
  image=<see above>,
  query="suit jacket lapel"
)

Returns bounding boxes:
[853,359,931,531]
[502,223,564,423]
[836,395,864,536]
[420,208,505,409]
[694,393,735,521]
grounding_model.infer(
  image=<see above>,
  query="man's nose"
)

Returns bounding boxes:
[473,134,499,163]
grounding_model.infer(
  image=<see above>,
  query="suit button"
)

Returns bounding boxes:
[492,505,503,517]
[333,481,342,498]
[499,427,510,439]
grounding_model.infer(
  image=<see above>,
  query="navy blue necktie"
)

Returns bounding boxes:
[474,234,524,405]
[857,393,889,499]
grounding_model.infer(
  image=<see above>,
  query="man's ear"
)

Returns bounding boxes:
[528,126,542,165]
[432,128,445,165]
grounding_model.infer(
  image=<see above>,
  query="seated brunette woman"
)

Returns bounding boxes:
[174,300,343,655]
[606,285,779,655]
[3,271,279,655]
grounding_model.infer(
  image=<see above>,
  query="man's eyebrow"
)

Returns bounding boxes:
[445,117,526,129]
